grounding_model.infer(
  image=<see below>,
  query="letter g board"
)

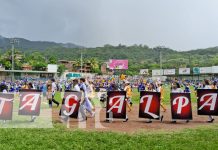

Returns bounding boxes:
[197,89,218,116]
[170,93,192,120]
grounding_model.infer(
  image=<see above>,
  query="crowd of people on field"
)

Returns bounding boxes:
[0,76,218,122]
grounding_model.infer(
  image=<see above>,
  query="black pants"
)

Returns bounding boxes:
[49,95,59,106]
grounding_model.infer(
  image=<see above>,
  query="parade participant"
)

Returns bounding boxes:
[138,80,146,92]
[124,81,133,111]
[80,78,95,117]
[157,83,167,112]
[0,83,8,93]
[203,79,214,123]
[42,82,47,101]
[25,82,37,122]
[147,83,157,92]
[22,82,29,89]
[171,82,189,123]
[86,80,95,111]
[211,81,217,89]
[184,83,191,93]
[72,79,80,91]
[73,79,87,121]
[48,79,59,107]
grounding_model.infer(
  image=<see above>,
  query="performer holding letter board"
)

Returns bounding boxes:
[139,91,161,123]
[197,79,217,123]
[197,89,218,123]
[170,82,192,123]
[0,93,14,121]
[59,91,82,119]
[106,91,127,122]
[19,88,41,122]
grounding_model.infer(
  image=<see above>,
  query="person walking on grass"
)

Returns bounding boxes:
[72,79,87,121]
[50,79,59,107]
[171,82,189,123]
[124,81,133,112]
[80,78,95,118]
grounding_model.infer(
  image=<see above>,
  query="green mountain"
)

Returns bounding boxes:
[0,35,83,51]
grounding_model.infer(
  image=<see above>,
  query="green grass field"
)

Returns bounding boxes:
[0,86,217,149]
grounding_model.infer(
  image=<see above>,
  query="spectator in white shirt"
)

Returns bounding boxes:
[50,79,59,107]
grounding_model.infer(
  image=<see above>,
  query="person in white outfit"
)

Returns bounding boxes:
[72,79,86,121]
[79,78,95,118]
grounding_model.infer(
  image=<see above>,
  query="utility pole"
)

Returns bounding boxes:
[10,38,19,82]
[160,51,162,69]
[80,52,83,73]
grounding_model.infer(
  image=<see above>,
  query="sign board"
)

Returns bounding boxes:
[18,90,41,116]
[106,91,126,119]
[139,91,160,119]
[200,67,212,74]
[59,91,81,118]
[197,89,218,116]
[212,66,218,74]
[164,69,175,75]
[109,60,128,70]
[0,93,14,120]
[193,67,200,74]
[179,68,190,75]
[171,93,192,120]
[140,69,149,75]
[152,70,163,76]
[48,64,58,73]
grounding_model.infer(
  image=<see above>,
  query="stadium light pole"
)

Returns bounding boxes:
[10,38,19,81]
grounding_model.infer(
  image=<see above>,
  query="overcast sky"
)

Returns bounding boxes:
[0,0,218,51]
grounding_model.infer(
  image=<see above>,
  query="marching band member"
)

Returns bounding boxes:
[124,81,133,112]
[157,83,167,112]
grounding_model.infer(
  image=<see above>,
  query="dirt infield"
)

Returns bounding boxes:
[52,105,218,134]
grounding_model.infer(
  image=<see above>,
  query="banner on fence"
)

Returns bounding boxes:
[200,67,212,74]
[0,93,14,120]
[212,66,218,74]
[59,91,81,118]
[193,67,200,74]
[152,69,163,76]
[139,91,160,119]
[18,90,41,116]
[106,91,126,119]
[164,69,175,75]
[140,69,149,75]
[179,68,190,75]
[171,93,192,120]
[197,89,218,116]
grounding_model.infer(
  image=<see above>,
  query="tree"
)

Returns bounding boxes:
[58,64,66,76]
